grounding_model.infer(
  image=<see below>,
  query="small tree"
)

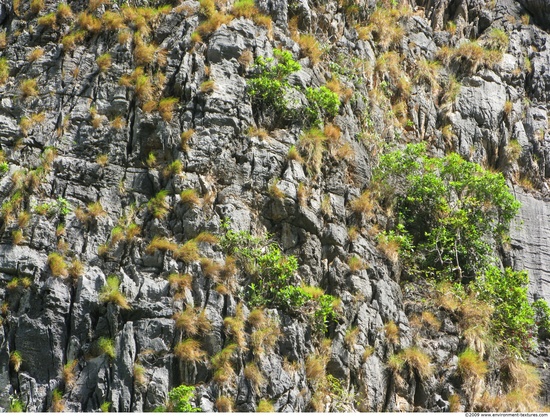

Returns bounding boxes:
[373,143,520,282]
[156,385,201,412]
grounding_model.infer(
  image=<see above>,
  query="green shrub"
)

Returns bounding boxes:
[248,49,300,119]
[533,299,550,338]
[304,86,340,126]
[220,221,338,334]
[474,267,535,352]
[373,142,520,282]
[164,385,201,412]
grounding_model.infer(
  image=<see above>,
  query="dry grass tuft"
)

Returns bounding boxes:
[305,354,326,382]
[148,190,170,219]
[56,3,73,20]
[30,0,45,14]
[181,129,195,151]
[458,348,487,410]
[27,47,44,63]
[158,97,178,121]
[96,154,109,167]
[48,252,68,277]
[51,389,64,412]
[244,362,265,390]
[349,190,375,217]
[400,346,432,379]
[248,308,266,328]
[297,34,322,64]
[298,128,326,175]
[268,178,285,200]
[146,236,178,254]
[99,275,130,309]
[224,303,247,348]
[20,79,39,98]
[347,255,364,272]
[232,0,257,18]
[63,360,77,390]
[174,240,200,263]
[174,338,207,363]
[384,320,399,344]
[215,396,234,412]
[200,80,215,93]
[167,273,193,297]
[180,189,200,206]
[256,399,274,412]
[78,12,102,33]
[96,53,112,73]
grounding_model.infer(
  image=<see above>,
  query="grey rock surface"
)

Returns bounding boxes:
[0,0,549,413]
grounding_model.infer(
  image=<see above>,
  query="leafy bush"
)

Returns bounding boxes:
[304,86,340,126]
[474,267,535,351]
[373,142,520,282]
[248,49,300,119]
[533,299,550,338]
[164,385,201,412]
[220,221,338,334]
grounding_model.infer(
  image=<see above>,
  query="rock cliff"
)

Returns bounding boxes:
[0,0,550,412]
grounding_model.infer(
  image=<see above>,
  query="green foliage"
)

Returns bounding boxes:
[374,143,546,353]
[374,142,520,282]
[305,86,340,127]
[162,385,201,412]
[474,267,535,352]
[56,197,72,216]
[248,49,301,118]
[100,402,111,412]
[533,299,550,339]
[220,220,338,334]
[248,49,339,127]
[9,397,24,412]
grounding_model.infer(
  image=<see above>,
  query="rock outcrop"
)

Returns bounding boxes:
[0,0,550,413]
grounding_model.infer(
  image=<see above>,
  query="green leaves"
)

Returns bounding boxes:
[158,385,201,412]
[305,86,340,127]
[248,49,300,119]
[220,223,339,335]
[374,143,520,282]
[474,267,534,351]
[247,49,340,127]
[374,143,546,353]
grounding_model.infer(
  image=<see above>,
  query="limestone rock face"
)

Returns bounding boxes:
[0,0,550,413]
[511,190,550,301]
